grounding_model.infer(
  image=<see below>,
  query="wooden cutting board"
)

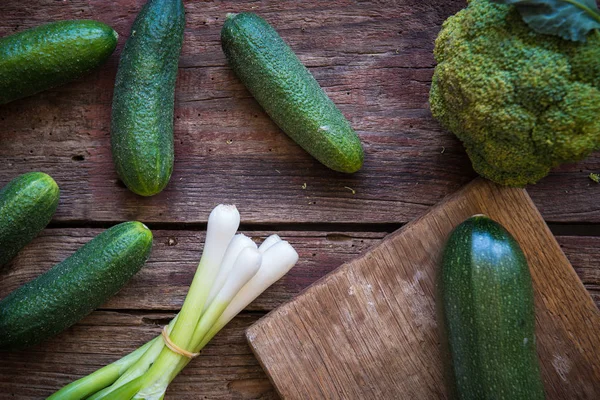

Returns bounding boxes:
[246,179,600,399]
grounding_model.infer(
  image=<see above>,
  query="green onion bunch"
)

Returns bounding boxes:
[49,204,299,400]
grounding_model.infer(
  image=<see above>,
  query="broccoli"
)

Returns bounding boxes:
[429,0,600,187]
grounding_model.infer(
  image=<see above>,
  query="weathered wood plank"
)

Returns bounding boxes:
[1,0,598,224]
[0,311,276,400]
[247,180,600,399]
[2,1,599,399]
[1,228,598,312]
[558,236,600,307]
[1,230,598,399]
[0,228,386,311]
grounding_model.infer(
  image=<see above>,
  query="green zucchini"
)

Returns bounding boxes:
[440,215,544,399]
[0,20,117,104]
[0,221,152,351]
[0,172,59,268]
[221,13,364,173]
[111,0,185,196]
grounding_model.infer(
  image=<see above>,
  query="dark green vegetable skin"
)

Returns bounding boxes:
[441,215,544,399]
[111,0,185,196]
[221,13,364,173]
[0,172,59,268]
[0,221,152,351]
[0,20,117,104]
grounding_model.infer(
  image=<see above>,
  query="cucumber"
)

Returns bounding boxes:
[0,172,59,268]
[111,0,185,196]
[0,20,118,105]
[221,13,364,173]
[440,215,544,399]
[0,221,152,351]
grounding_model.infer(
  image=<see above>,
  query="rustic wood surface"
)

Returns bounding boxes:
[1,229,599,312]
[248,179,600,399]
[0,0,599,399]
[0,312,277,400]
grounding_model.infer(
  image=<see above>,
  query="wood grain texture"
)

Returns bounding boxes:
[247,179,600,399]
[2,228,599,312]
[0,311,276,399]
[0,229,384,312]
[1,229,598,399]
[0,0,599,225]
[560,236,600,307]
[1,0,600,399]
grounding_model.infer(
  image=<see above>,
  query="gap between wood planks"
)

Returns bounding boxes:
[70,308,265,326]
[95,308,264,317]
[46,220,600,237]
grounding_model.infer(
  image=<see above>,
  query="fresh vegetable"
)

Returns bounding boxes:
[493,0,600,42]
[590,172,600,183]
[50,205,299,400]
[205,233,257,310]
[0,172,59,268]
[429,0,600,187]
[0,20,117,105]
[440,215,544,399]
[0,221,153,351]
[199,239,298,350]
[221,13,364,173]
[258,233,281,253]
[111,0,185,196]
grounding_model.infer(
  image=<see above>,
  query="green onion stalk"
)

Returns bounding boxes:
[49,205,299,400]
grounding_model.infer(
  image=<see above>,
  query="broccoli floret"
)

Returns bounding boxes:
[429,0,600,187]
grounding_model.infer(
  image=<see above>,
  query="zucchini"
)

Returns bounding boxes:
[440,215,544,399]
[0,20,117,104]
[0,172,59,268]
[221,13,364,173]
[0,221,153,351]
[111,0,185,196]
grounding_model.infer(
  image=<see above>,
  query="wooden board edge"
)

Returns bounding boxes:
[245,178,487,339]
[246,331,288,400]
[246,176,600,347]
[517,184,600,317]
[245,179,600,398]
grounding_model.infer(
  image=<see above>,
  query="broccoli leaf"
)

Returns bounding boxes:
[493,0,600,42]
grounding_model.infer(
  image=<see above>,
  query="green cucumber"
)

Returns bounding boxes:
[0,221,152,351]
[221,13,364,173]
[0,172,59,268]
[440,215,544,399]
[111,0,185,196]
[0,20,118,104]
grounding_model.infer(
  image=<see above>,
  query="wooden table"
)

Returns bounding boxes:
[0,1,598,398]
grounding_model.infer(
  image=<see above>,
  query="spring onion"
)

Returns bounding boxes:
[170,204,240,351]
[157,240,300,390]
[258,234,281,253]
[135,247,263,399]
[200,240,299,348]
[50,205,299,400]
[47,339,155,400]
[204,233,257,311]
